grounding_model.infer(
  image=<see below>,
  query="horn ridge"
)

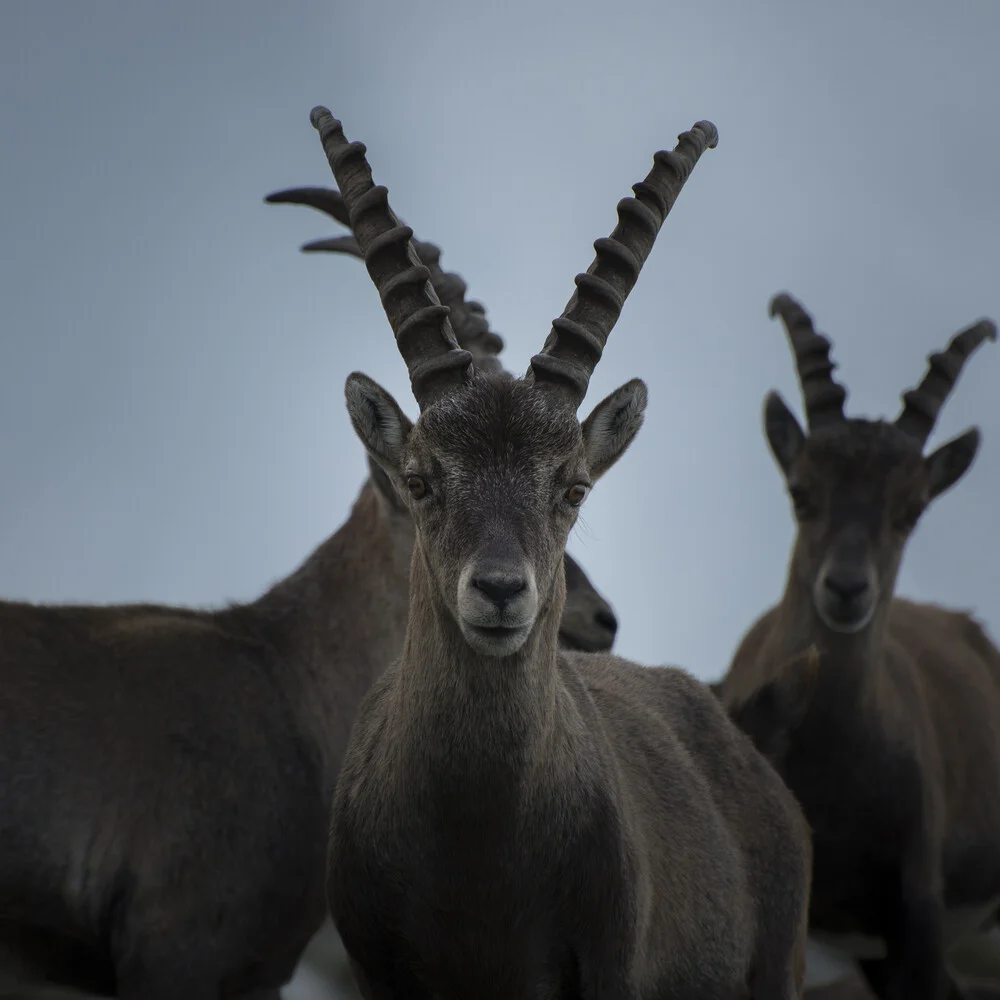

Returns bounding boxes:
[308,107,471,408]
[895,318,997,445]
[768,292,847,429]
[529,119,719,407]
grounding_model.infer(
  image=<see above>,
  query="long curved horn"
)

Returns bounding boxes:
[528,120,718,407]
[769,293,847,430]
[308,108,472,409]
[265,184,505,367]
[895,318,997,445]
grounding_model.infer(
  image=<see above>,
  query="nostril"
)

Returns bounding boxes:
[472,576,527,605]
[824,575,869,601]
[594,609,618,633]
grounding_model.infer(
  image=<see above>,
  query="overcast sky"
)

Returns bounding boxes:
[2,0,997,683]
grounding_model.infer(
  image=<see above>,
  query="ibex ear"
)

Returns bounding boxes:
[925,427,981,500]
[345,372,413,475]
[764,391,805,477]
[580,379,648,481]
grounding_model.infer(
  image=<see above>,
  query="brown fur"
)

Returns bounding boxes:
[720,305,1000,1000]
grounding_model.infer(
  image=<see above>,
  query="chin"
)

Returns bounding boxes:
[460,622,532,658]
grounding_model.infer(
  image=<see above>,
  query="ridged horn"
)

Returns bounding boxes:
[528,120,718,407]
[308,108,472,409]
[895,318,997,445]
[265,184,504,367]
[769,293,847,430]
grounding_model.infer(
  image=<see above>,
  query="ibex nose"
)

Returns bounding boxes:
[824,575,869,602]
[595,608,618,634]
[472,574,527,606]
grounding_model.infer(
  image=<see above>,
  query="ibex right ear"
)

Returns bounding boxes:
[764,391,805,477]
[581,379,648,482]
[345,372,413,474]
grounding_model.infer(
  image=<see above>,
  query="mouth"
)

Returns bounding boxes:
[471,624,524,639]
[818,601,875,634]
[461,620,531,657]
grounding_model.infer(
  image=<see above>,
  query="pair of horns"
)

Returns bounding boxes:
[264,186,505,370]
[308,106,717,410]
[770,293,997,446]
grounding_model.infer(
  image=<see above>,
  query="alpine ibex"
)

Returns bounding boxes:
[0,201,617,1000]
[316,105,812,999]
[719,293,1000,1000]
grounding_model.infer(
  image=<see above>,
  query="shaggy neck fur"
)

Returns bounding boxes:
[764,542,899,715]
[390,539,567,784]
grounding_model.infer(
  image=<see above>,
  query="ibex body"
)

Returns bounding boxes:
[0,201,617,999]
[318,107,811,999]
[720,295,1000,1000]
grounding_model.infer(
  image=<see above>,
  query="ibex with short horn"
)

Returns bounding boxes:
[0,196,618,1000]
[720,293,1000,1000]
[316,106,812,999]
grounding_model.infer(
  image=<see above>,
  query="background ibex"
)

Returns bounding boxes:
[0,204,618,999]
[315,105,811,999]
[719,294,1000,1000]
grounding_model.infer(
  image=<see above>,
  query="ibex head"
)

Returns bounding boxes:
[309,107,716,657]
[764,293,995,634]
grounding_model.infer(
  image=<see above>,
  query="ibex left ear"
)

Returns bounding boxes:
[763,391,805,478]
[580,379,648,482]
[925,427,981,500]
[345,373,413,476]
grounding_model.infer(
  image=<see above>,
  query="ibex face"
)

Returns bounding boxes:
[559,551,618,651]
[346,373,645,657]
[771,416,939,632]
[764,292,995,635]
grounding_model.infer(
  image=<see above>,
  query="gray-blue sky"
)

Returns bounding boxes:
[1,0,997,682]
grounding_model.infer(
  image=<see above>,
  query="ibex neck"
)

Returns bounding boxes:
[249,479,414,784]
[392,550,565,774]
[766,567,891,702]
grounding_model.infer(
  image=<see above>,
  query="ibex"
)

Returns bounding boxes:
[719,293,1000,1000]
[316,105,812,999]
[0,202,617,1000]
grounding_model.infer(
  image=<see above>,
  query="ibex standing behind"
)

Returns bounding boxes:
[0,199,617,998]
[315,106,811,999]
[720,294,1000,1000]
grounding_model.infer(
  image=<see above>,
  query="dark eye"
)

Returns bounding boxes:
[406,475,428,500]
[564,483,589,507]
[788,486,816,521]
